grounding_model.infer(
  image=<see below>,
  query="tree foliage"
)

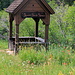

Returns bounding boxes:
[0,0,13,10]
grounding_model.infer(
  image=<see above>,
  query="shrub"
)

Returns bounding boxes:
[19,49,48,65]
[0,10,8,39]
[49,5,69,44]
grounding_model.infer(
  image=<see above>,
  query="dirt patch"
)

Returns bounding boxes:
[0,49,14,55]
[0,50,5,52]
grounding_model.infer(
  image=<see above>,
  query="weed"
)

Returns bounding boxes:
[19,49,48,65]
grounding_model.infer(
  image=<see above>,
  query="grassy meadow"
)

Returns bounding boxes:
[0,40,8,49]
[0,40,75,75]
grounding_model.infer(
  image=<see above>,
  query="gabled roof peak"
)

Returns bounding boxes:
[6,0,55,14]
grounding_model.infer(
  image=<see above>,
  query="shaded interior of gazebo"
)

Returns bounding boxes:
[6,0,55,54]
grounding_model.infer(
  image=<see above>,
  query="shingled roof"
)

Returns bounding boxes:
[6,0,55,14]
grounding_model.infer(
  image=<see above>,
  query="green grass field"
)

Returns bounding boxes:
[0,40,75,75]
[0,40,8,49]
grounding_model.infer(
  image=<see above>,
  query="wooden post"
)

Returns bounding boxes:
[34,18,39,37]
[9,14,14,39]
[9,21,13,38]
[35,20,39,37]
[45,24,49,51]
[14,24,19,54]
[9,20,13,50]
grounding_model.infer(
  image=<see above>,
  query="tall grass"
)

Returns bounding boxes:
[0,40,75,75]
[0,39,8,49]
[19,48,48,65]
[19,44,75,66]
[18,44,75,75]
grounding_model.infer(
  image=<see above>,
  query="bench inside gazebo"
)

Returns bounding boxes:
[6,0,55,54]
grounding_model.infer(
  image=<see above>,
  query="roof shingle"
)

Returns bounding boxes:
[6,0,24,13]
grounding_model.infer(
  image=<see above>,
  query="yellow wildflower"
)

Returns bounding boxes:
[58,71,64,75]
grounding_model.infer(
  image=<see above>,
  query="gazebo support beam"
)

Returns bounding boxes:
[9,14,14,50]
[9,21,13,50]
[9,14,14,39]
[15,24,19,54]
[35,21,39,37]
[45,24,49,51]
[33,18,40,37]
[9,21,13,38]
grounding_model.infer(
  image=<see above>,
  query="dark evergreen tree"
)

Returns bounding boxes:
[0,0,13,10]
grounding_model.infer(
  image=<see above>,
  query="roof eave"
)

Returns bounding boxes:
[5,9,13,14]
[50,11,55,14]
[41,0,55,14]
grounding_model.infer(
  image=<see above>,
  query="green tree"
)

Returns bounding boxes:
[63,5,75,46]
[0,0,13,10]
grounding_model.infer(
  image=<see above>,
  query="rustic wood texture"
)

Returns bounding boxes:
[6,0,55,25]
[9,20,12,38]
[15,24,19,54]
[45,25,49,42]
[35,21,39,37]
[6,0,24,13]
[6,0,55,14]
[33,18,40,37]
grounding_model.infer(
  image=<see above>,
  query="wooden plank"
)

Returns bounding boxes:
[11,37,35,39]
[21,12,45,18]
[35,37,44,42]
[19,42,45,44]
[10,37,45,42]
[21,0,44,12]
[23,7,44,11]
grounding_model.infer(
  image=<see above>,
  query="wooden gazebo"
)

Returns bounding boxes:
[6,0,55,54]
